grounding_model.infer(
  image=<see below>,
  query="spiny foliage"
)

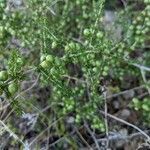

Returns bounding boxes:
[0,0,150,131]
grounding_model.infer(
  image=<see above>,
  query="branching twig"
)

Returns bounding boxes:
[99,110,150,141]
[74,126,93,149]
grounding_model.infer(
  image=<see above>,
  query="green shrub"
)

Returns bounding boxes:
[0,0,150,132]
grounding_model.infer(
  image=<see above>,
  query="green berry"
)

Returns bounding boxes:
[54,58,61,66]
[104,66,109,71]
[102,71,108,76]
[40,60,49,68]
[68,42,76,50]
[75,43,80,50]
[50,67,57,75]
[64,44,70,51]
[93,67,98,73]
[17,58,23,65]
[132,98,139,104]
[46,55,54,63]
[129,25,134,30]
[75,114,81,123]
[52,41,57,49]
[96,32,103,38]
[95,61,101,66]
[8,82,18,95]
[40,54,46,62]
[0,71,8,81]
[142,104,149,111]
[83,28,90,36]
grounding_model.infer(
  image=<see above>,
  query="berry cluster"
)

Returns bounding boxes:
[0,51,23,97]
[0,70,19,96]
[132,97,150,124]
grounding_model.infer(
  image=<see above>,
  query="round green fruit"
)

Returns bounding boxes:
[8,82,18,95]
[54,58,61,66]
[83,28,90,36]
[52,41,57,49]
[142,104,149,111]
[0,71,8,81]
[40,54,46,62]
[46,55,54,63]
[64,44,70,51]
[96,32,103,38]
[17,58,23,65]
[68,42,76,50]
[40,60,49,68]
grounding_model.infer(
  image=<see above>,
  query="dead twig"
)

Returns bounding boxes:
[97,130,150,142]
[84,121,101,150]
[99,110,150,141]
[74,126,93,149]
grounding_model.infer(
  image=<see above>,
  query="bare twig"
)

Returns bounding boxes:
[84,121,101,150]
[29,115,65,147]
[99,110,150,141]
[48,136,65,148]
[74,126,93,149]
[97,130,150,142]
[62,75,87,85]
[132,63,150,72]
[106,85,145,99]
[141,70,150,95]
